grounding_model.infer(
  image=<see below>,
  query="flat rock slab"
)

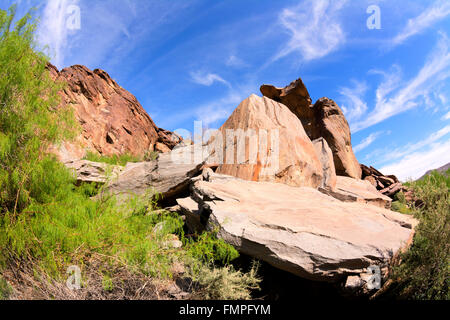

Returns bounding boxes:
[187,176,417,283]
[65,160,123,184]
[320,176,392,209]
[105,149,204,199]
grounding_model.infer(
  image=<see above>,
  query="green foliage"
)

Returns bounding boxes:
[186,231,240,265]
[0,6,259,300]
[0,275,12,300]
[0,5,77,214]
[83,151,142,166]
[389,169,449,300]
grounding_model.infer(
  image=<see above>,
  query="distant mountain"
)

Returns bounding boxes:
[419,162,450,180]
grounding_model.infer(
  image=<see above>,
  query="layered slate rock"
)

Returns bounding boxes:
[183,173,417,285]
[212,94,324,188]
[320,176,392,209]
[260,79,361,179]
[105,146,204,199]
[360,164,406,199]
[47,64,180,162]
[66,160,123,184]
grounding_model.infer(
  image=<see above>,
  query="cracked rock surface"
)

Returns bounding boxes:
[182,172,417,284]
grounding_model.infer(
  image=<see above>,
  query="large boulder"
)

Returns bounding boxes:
[360,164,406,199]
[182,173,417,286]
[320,176,392,209]
[105,146,204,199]
[310,98,361,179]
[211,94,324,188]
[260,79,361,180]
[260,78,313,136]
[65,160,123,184]
[47,64,180,162]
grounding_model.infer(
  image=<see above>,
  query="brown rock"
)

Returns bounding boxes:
[212,94,324,188]
[364,175,377,188]
[183,175,417,283]
[310,98,361,179]
[260,79,361,180]
[260,78,313,135]
[320,176,392,209]
[47,64,179,161]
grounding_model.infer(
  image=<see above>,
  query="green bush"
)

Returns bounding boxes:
[0,6,259,300]
[389,169,449,300]
[83,151,142,166]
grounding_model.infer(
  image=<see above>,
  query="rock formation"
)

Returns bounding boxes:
[212,94,324,188]
[260,79,361,179]
[361,164,406,199]
[47,64,180,162]
[179,170,417,287]
[320,176,392,209]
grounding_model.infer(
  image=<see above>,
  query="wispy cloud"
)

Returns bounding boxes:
[340,81,368,122]
[37,0,79,68]
[379,139,450,181]
[226,55,247,68]
[381,125,450,164]
[190,71,231,88]
[442,111,450,121]
[348,32,450,132]
[392,0,450,46]
[353,131,383,153]
[271,0,347,63]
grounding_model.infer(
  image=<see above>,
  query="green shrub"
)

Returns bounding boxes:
[0,275,12,300]
[389,169,449,300]
[185,231,240,265]
[83,151,142,166]
[0,6,259,300]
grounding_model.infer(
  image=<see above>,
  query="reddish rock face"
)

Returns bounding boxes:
[311,98,361,179]
[47,64,180,161]
[260,79,361,180]
[260,78,313,135]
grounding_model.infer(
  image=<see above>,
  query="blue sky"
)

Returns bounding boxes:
[3,0,450,180]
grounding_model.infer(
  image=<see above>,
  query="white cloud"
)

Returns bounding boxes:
[379,139,450,181]
[353,131,383,153]
[272,0,347,63]
[339,81,369,122]
[442,111,450,120]
[351,33,450,132]
[226,55,247,68]
[392,0,450,46]
[194,91,244,126]
[190,71,231,88]
[37,0,80,68]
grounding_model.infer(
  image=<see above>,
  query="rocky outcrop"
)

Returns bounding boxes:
[65,160,123,184]
[67,146,204,201]
[181,171,417,287]
[105,146,204,199]
[320,176,392,209]
[260,79,313,135]
[211,94,324,188]
[310,98,361,179]
[47,64,180,162]
[260,79,361,180]
[361,164,406,199]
